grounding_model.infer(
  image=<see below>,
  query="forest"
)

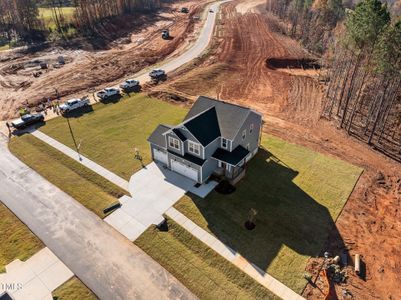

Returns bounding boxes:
[267,0,401,160]
[0,0,163,44]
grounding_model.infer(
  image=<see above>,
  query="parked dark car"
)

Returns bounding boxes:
[11,113,44,129]
[181,7,189,13]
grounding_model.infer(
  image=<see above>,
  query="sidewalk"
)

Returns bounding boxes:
[30,130,129,191]
[165,207,305,300]
[0,247,73,300]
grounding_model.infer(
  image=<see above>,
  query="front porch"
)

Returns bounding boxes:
[214,163,247,185]
[211,145,251,185]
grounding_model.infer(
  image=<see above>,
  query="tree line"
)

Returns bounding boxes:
[0,0,163,44]
[267,0,401,159]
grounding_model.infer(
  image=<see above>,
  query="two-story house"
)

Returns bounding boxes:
[147,96,263,184]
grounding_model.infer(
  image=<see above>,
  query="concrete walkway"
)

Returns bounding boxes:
[165,207,306,300]
[30,130,129,191]
[0,248,73,300]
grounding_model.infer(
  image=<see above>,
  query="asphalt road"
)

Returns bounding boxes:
[0,134,195,300]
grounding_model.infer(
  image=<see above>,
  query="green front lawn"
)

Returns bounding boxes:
[175,135,362,293]
[41,94,187,180]
[53,277,97,300]
[135,218,279,300]
[9,134,126,218]
[0,203,43,273]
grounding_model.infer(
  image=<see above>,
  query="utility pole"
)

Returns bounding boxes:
[66,116,81,161]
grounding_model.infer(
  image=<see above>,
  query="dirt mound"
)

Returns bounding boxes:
[156,1,320,125]
[266,58,321,70]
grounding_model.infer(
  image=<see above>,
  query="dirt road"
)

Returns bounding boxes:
[0,0,208,120]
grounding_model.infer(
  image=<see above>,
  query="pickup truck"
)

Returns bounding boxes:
[119,79,140,90]
[59,98,90,113]
[96,87,120,100]
[149,69,167,82]
[11,113,44,129]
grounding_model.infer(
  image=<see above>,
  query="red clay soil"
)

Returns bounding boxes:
[0,0,210,120]
[151,1,401,299]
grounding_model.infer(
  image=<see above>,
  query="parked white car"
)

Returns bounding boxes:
[149,69,166,79]
[119,79,140,90]
[96,87,120,100]
[59,98,90,113]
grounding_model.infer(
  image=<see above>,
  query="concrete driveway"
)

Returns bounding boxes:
[105,162,218,240]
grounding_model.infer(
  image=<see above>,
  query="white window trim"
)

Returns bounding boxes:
[188,141,200,156]
[168,137,180,151]
[221,138,228,149]
[242,129,246,140]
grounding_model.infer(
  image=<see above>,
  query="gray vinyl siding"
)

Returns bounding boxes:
[204,137,221,158]
[231,112,262,152]
[202,158,218,182]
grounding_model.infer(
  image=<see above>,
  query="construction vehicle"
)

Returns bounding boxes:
[162,29,170,40]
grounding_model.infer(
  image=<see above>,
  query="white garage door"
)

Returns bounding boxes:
[153,148,168,165]
[171,160,198,181]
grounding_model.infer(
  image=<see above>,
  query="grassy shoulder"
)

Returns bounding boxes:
[0,203,43,273]
[135,218,279,300]
[9,134,126,218]
[52,276,97,300]
[174,135,363,293]
[40,94,188,180]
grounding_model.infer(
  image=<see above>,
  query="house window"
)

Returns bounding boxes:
[250,123,254,134]
[188,141,200,155]
[169,137,180,150]
[221,138,228,149]
[242,129,246,140]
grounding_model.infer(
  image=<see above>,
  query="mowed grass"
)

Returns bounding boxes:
[41,94,188,180]
[39,7,76,29]
[175,135,363,293]
[135,218,279,300]
[9,134,126,218]
[0,203,43,273]
[52,277,97,300]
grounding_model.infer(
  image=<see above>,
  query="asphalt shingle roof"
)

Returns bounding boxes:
[184,96,251,140]
[172,128,187,141]
[183,107,221,146]
[147,124,171,148]
[212,145,249,165]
